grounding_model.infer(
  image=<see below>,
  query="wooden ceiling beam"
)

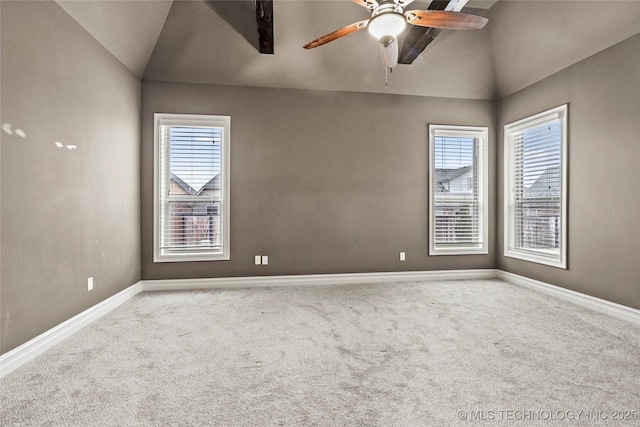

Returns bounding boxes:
[256,0,274,54]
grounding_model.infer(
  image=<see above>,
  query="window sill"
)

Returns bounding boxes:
[505,250,566,269]
[154,251,230,263]
[430,246,488,256]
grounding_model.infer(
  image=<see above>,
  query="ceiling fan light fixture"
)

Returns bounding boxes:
[368,12,406,43]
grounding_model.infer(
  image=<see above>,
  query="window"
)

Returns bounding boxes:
[154,114,230,262]
[504,104,567,268]
[429,125,488,255]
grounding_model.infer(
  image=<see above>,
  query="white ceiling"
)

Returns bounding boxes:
[55,0,640,99]
[489,0,640,97]
[55,0,173,77]
[144,0,497,99]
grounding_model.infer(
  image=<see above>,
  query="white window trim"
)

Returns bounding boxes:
[503,104,567,269]
[153,113,231,263]
[428,125,489,256]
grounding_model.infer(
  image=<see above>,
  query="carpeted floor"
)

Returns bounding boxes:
[1,279,639,426]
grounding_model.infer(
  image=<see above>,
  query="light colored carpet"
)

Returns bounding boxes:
[1,279,639,426]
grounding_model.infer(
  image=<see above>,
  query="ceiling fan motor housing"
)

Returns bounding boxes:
[368,2,407,44]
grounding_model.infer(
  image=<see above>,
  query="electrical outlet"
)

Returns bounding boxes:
[87,277,94,291]
[262,255,269,265]
[400,252,406,261]
[255,255,262,265]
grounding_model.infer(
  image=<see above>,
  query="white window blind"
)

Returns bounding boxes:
[429,125,488,255]
[154,114,230,262]
[504,105,567,268]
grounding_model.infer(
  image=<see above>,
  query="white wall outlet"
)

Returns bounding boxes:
[255,255,262,265]
[87,277,94,291]
[262,255,269,265]
[400,252,406,261]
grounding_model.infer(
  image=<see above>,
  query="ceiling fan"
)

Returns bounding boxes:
[304,0,488,75]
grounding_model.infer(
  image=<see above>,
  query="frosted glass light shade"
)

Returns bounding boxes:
[368,12,407,41]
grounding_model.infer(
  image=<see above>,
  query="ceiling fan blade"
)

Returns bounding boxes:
[405,10,488,30]
[303,19,370,50]
[352,0,378,10]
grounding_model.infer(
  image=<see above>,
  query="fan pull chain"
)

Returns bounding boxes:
[385,66,394,88]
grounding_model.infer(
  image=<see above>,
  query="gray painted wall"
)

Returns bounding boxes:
[0,1,141,354]
[496,34,640,310]
[141,82,496,280]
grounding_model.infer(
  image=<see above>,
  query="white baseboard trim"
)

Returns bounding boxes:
[3,269,639,378]
[497,271,640,326]
[0,282,142,378]
[141,269,498,291]
[0,270,494,378]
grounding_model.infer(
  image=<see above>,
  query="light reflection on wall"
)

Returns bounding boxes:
[2,123,80,150]
[2,123,26,138]
[55,141,77,150]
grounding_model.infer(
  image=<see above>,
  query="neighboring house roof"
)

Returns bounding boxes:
[435,165,473,192]
[170,172,221,196]
[526,166,561,198]
[170,173,197,195]
[436,165,473,182]
[196,173,221,196]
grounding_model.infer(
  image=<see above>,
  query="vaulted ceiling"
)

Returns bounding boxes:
[56,0,640,100]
